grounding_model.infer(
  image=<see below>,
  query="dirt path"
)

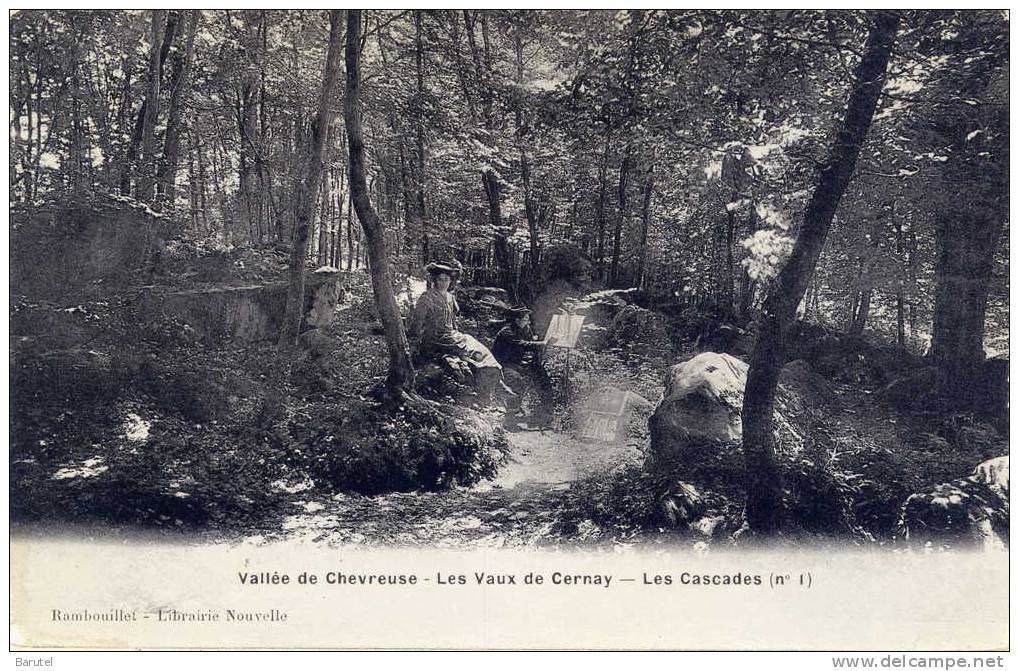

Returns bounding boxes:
[257,408,644,549]
[487,426,640,488]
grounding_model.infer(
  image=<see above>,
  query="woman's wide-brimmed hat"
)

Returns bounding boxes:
[424,260,463,275]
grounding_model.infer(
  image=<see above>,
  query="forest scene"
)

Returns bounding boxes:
[9,9,1009,550]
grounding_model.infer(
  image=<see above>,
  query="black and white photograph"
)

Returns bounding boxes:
[8,8,1010,653]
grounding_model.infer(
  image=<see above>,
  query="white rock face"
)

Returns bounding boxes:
[648,353,827,469]
[973,455,1009,493]
[649,353,749,467]
[899,455,1010,550]
[661,352,749,413]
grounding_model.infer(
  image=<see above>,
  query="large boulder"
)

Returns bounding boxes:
[898,456,1009,550]
[455,286,510,319]
[810,335,917,387]
[695,322,754,356]
[878,366,946,412]
[648,354,830,469]
[648,352,748,469]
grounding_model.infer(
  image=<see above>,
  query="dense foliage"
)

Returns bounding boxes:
[10,10,1008,352]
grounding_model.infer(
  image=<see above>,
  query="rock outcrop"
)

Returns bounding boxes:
[11,195,167,298]
[899,455,1009,550]
[139,270,344,343]
[608,304,671,352]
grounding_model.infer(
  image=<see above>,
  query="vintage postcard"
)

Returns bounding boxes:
[8,8,1009,652]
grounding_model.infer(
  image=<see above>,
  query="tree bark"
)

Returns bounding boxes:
[346,188,356,271]
[462,11,512,293]
[318,159,332,265]
[158,10,199,211]
[137,10,169,203]
[414,10,430,264]
[636,153,655,288]
[724,201,737,312]
[259,12,344,425]
[344,9,415,392]
[595,129,612,281]
[928,50,1008,401]
[893,216,907,346]
[930,213,1003,395]
[740,11,899,533]
[237,12,266,243]
[276,11,344,350]
[122,11,176,197]
[513,31,543,271]
[851,287,872,336]
[610,144,632,288]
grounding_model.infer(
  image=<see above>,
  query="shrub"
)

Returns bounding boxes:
[298,398,508,495]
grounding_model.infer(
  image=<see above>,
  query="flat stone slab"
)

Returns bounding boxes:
[138,271,343,343]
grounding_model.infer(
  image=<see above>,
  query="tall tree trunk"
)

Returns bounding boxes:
[414,10,430,264]
[318,160,332,265]
[463,10,511,293]
[737,202,759,323]
[121,13,176,196]
[335,164,346,268]
[851,287,872,335]
[260,11,344,424]
[158,10,199,211]
[137,10,169,203]
[595,129,611,281]
[68,37,88,195]
[894,216,907,346]
[850,220,881,336]
[930,214,1003,395]
[346,188,355,271]
[484,169,512,291]
[928,60,1008,401]
[514,32,541,271]
[521,154,542,271]
[344,9,415,392]
[724,203,737,312]
[610,144,632,288]
[279,13,343,347]
[896,292,906,346]
[741,11,899,533]
[237,11,265,243]
[636,153,655,288]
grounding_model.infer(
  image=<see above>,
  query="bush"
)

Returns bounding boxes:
[782,439,869,538]
[538,244,593,285]
[297,398,508,495]
[553,464,666,535]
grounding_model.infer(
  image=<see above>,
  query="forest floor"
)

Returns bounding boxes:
[10,261,1009,551]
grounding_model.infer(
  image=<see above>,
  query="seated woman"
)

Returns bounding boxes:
[408,261,510,397]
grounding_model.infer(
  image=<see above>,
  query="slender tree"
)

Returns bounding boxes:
[280,11,345,348]
[741,11,900,533]
[158,10,199,210]
[137,10,168,202]
[344,9,416,392]
[260,9,345,424]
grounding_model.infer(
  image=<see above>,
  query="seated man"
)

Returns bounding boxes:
[493,305,552,421]
[493,305,547,367]
[408,261,512,399]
